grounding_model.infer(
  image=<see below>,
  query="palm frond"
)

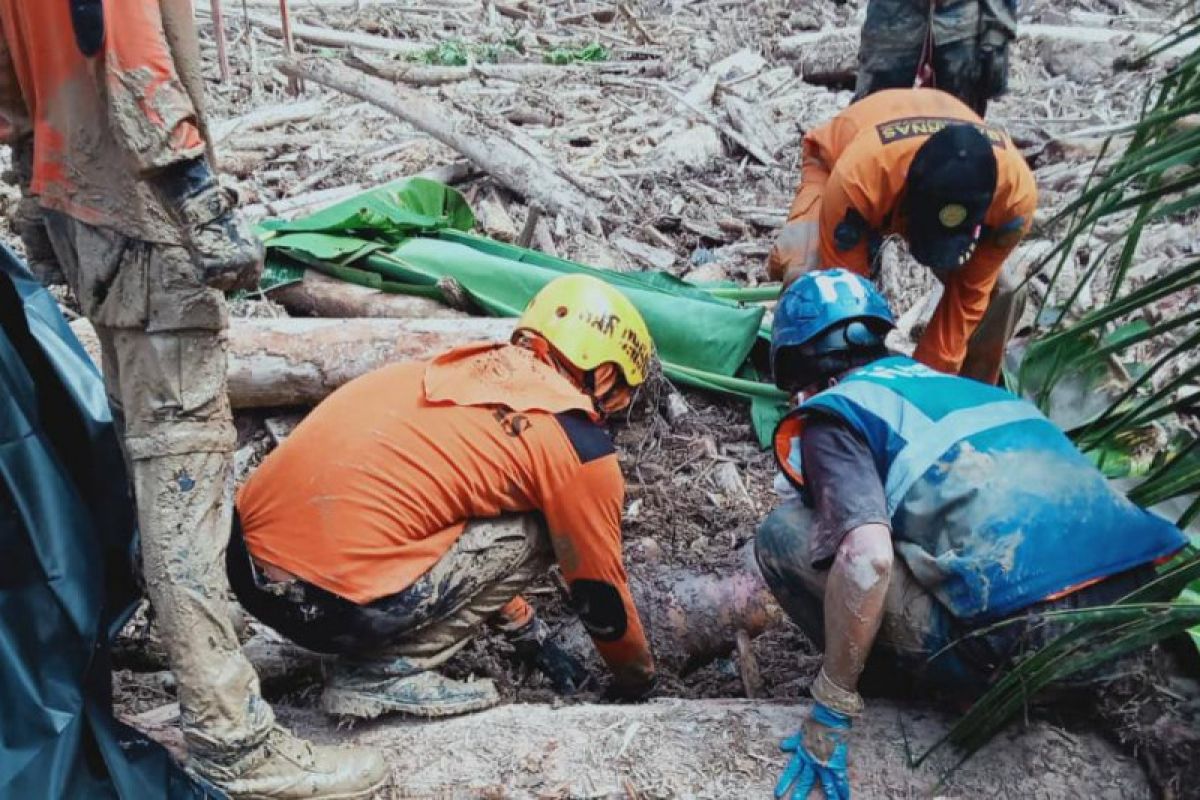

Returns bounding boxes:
[935,15,1200,770]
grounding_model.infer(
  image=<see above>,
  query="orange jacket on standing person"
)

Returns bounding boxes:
[768,88,1037,375]
[237,343,655,687]
[0,0,206,241]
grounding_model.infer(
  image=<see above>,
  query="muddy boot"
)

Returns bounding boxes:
[190,724,389,800]
[321,657,500,720]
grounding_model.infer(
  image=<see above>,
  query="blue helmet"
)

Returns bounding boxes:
[771,269,895,386]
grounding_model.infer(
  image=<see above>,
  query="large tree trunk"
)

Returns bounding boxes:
[124,697,1151,798]
[70,316,514,408]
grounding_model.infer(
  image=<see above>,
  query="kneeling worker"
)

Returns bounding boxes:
[230,275,657,718]
[767,88,1037,384]
[758,269,1188,799]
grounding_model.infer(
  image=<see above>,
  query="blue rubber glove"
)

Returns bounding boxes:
[775,703,852,800]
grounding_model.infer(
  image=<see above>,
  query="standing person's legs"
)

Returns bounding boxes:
[853,0,928,101]
[959,264,1027,385]
[44,211,386,798]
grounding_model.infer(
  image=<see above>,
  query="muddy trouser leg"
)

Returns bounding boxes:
[754,501,985,695]
[42,212,275,762]
[959,264,1027,385]
[364,513,553,665]
[229,513,553,663]
[853,0,928,101]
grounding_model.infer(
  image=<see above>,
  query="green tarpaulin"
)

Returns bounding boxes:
[0,250,218,799]
[259,177,788,444]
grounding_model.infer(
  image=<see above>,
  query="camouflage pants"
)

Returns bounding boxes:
[42,211,275,762]
[855,0,994,113]
[228,513,553,665]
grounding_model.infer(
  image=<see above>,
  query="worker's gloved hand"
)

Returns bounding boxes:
[154,158,264,293]
[508,616,590,694]
[775,703,852,800]
[766,219,820,283]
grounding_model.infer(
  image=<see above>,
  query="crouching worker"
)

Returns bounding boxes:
[757,269,1189,799]
[228,275,657,719]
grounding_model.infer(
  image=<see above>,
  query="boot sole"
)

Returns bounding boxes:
[321,687,501,720]
[233,772,389,800]
[192,766,389,800]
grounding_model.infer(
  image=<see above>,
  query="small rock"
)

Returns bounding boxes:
[690,247,716,266]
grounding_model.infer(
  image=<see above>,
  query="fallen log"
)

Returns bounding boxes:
[211,98,325,143]
[283,698,1144,797]
[229,11,430,57]
[266,270,465,320]
[126,696,1151,798]
[70,316,514,408]
[347,54,669,86]
[279,57,605,232]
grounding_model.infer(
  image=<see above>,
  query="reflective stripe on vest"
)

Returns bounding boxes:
[810,378,1043,514]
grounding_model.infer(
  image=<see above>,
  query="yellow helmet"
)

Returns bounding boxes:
[515,275,654,387]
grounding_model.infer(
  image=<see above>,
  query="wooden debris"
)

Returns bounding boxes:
[735,629,764,699]
[235,11,429,56]
[654,82,778,166]
[278,0,302,94]
[267,270,464,320]
[612,236,676,271]
[210,0,232,82]
[280,57,605,233]
[71,316,514,408]
[211,98,325,143]
[475,192,520,242]
[722,95,787,161]
[348,54,669,86]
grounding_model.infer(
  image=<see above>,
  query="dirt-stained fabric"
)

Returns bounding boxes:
[43,211,232,459]
[0,0,205,243]
[41,210,270,759]
[228,513,553,663]
[756,500,1162,695]
[133,451,276,759]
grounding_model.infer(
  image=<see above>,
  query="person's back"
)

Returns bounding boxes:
[239,346,634,618]
[236,279,659,713]
[789,354,1188,621]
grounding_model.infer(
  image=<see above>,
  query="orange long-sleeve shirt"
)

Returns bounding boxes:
[778,89,1037,374]
[237,343,654,685]
[0,0,205,241]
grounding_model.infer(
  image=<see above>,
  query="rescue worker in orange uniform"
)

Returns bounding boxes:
[766,88,1037,384]
[0,1,386,797]
[231,276,658,718]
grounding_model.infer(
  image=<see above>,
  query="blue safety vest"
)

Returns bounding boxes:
[775,355,1187,621]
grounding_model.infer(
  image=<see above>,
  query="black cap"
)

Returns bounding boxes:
[904,124,998,273]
